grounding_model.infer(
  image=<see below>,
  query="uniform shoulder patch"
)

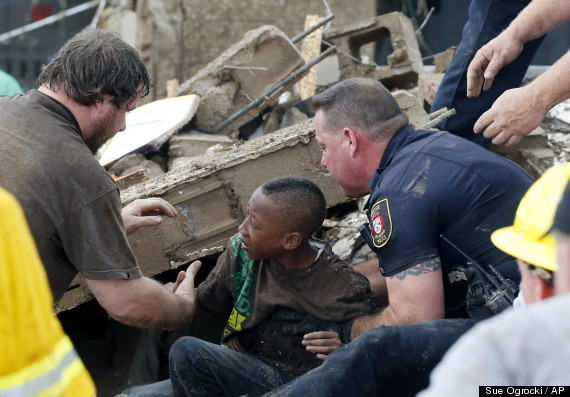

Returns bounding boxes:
[369,198,392,248]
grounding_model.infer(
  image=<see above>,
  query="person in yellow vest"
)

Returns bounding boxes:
[0,188,95,397]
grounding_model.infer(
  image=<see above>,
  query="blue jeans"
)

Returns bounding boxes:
[124,337,293,397]
[261,319,475,397]
[430,0,545,147]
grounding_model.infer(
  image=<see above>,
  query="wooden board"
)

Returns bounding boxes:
[298,15,323,100]
[98,94,200,167]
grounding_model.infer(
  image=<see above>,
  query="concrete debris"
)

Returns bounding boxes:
[168,133,234,160]
[322,12,423,90]
[320,202,375,265]
[392,90,430,129]
[433,46,457,73]
[546,98,570,131]
[417,72,444,110]
[172,25,305,134]
[130,0,375,101]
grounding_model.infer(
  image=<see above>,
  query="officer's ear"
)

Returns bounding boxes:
[343,127,360,158]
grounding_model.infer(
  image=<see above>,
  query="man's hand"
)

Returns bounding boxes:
[473,86,546,146]
[122,198,178,235]
[173,261,202,319]
[164,270,186,293]
[467,32,523,98]
[303,331,343,360]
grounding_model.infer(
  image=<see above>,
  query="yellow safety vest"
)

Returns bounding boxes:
[0,189,95,396]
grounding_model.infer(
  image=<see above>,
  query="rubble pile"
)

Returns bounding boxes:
[80,11,570,313]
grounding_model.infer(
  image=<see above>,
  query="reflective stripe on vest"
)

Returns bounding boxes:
[0,336,83,397]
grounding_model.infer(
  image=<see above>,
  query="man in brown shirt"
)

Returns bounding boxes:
[0,27,199,330]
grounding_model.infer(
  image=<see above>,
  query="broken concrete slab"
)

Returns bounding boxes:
[393,90,430,129]
[172,25,305,134]
[322,12,423,90]
[316,54,341,87]
[169,133,234,159]
[56,120,346,311]
[108,154,149,177]
[417,72,444,110]
[546,98,570,132]
[433,46,456,73]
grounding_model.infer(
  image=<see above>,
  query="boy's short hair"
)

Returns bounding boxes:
[261,176,326,238]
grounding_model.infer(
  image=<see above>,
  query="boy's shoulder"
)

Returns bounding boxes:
[312,239,370,285]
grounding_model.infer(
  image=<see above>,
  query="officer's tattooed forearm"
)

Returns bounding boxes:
[390,258,442,280]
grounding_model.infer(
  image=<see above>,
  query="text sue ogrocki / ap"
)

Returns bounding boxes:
[481,386,569,397]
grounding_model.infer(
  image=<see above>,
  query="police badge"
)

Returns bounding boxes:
[369,198,392,248]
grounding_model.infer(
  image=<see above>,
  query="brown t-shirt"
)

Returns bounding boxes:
[197,234,375,377]
[0,90,142,303]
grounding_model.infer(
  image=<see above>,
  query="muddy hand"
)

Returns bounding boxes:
[122,198,178,235]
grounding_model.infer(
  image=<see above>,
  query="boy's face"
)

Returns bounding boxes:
[238,187,287,260]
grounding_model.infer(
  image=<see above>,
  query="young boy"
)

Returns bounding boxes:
[125,176,375,396]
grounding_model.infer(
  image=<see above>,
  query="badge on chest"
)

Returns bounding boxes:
[369,198,392,248]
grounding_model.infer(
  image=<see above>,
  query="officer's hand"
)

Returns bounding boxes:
[467,32,524,98]
[473,86,546,146]
[302,331,343,360]
[122,198,178,235]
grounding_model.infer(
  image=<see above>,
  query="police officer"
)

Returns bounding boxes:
[420,165,570,396]
[313,77,531,337]
[261,77,534,396]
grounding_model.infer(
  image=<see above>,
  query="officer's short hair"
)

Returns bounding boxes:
[261,176,326,238]
[38,27,151,109]
[312,78,408,141]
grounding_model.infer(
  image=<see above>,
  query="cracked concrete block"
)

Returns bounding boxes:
[169,133,234,159]
[57,120,346,311]
[322,12,423,89]
[173,25,305,134]
[108,154,148,177]
[434,46,457,73]
[393,90,430,129]
[418,72,444,109]
[316,54,341,87]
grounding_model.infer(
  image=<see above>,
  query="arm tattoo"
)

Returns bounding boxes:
[390,257,442,281]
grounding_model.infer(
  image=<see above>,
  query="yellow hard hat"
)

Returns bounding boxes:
[491,164,570,272]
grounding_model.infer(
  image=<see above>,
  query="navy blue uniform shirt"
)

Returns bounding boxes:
[362,125,533,284]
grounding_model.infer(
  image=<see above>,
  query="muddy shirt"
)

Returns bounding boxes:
[0,90,141,303]
[361,126,532,313]
[197,234,375,377]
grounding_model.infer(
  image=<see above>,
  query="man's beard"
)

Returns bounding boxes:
[84,108,119,155]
